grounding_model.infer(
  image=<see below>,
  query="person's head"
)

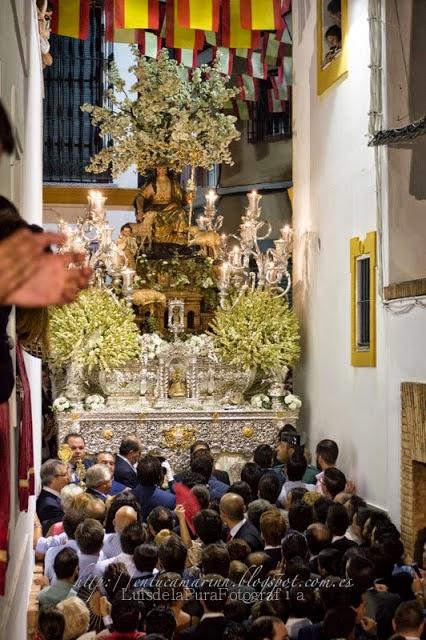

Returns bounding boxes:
[113,505,138,534]
[145,606,176,639]
[253,444,274,470]
[276,424,299,464]
[104,492,142,533]
[326,502,350,536]
[393,601,424,637]
[260,509,287,547]
[318,548,343,577]
[327,0,341,21]
[322,607,356,640]
[60,484,83,512]
[228,481,252,506]
[137,455,162,487]
[37,608,65,640]
[220,493,245,528]
[227,538,251,563]
[134,543,158,573]
[316,439,338,470]
[120,223,132,237]
[306,523,332,555]
[345,495,367,522]
[247,499,273,531]
[414,527,426,569]
[63,433,86,465]
[56,596,90,640]
[200,573,229,613]
[84,497,106,523]
[345,555,375,591]
[258,474,281,504]
[178,471,206,489]
[281,531,308,563]
[288,500,313,532]
[288,585,316,620]
[103,562,130,601]
[119,436,141,465]
[40,459,71,492]
[286,487,307,510]
[110,592,141,634]
[120,522,146,555]
[247,551,275,581]
[53,547,79,582]
[158,533,187,572]
[286,446,307,481]
[191,484,210,509]
[0,100,15,158]
[325,25,342,49]
[193,509,223,545]
[62,508,85,540]
[249,615,288,640]
[201,543,230,578]
[96,450,115,474]
[362,510,389,544]
[284,555,310,581]
[85,463,113,495]
[75,518,104,555]
[190,440,210,457]
[241,462,263,497]
[323,467,347,499]
[367,543,395,581]
[351,507,370,540]
[229,560,250,585]
[313,496,334,524]
[147,506,174,538]
[190,450,214,483]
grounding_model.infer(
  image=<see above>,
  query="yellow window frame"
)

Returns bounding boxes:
[350,231,377,367]
[317,0,349,96]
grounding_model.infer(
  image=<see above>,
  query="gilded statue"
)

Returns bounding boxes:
[169,368,187,398]
[117,224,138,270]
[131,166,191,246]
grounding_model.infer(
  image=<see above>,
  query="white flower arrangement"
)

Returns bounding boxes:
[139,333,167,361]
[52,396,72,413]
[250,394,272,410]
[284,394,302,411]
[186,333,216,359]
[84,394,106,411]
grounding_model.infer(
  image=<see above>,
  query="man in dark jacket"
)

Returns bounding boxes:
[175,573,229,640]
[219,493,263,552]
[36,459,71,535]
[114,436,140,488]
[133,454,176,520]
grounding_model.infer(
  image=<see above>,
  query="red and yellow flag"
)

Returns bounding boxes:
[222,0,261,49]
[240,0,282,31]
[114,0,159,30]
[166,0,204,50]
[50,0,90,40]
[177,0,220,32]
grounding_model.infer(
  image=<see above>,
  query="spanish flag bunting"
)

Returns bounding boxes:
[233,98,251,121]
[282,0,292,13]
[268,89,287,113]
[50,0,90,39]
[278,57,293,86]
[177,0,220,32]
[271,74,289,100]
[238,74,260,101]
[114,0,159,30]
[276,12,292,43]
[222,0,261,49]
[166,0,204,50]
[235,48,249,58]
[263,33,286,66]
[205,31,218,46]
[213,47,234,75]
[240,0,282,31]
[247,51,268,79]
[176,49,199,68]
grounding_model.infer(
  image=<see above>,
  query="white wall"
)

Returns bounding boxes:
[292,0,426,524]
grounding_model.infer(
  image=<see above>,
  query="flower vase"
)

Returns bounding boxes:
[268,382,286,411]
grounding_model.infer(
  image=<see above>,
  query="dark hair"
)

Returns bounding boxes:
[323,607,356,640]
[320,576,353,610]
[228,481,252,506]
[326,502,350,536]
[191,484,210,509]
[111,592,141,633]
[193,509,223,545]
[414,527,426,568]
[178,471,206,489]
[137,455,162,486]
[323,467,346,498]
[190,440,210,456]
[258,474,280,504]
[0,100,15,155]
[158,535,187,572]
[287,446,307,481]
[37,608,65,640]
[313,496,334,524]
[145,606,177,639]
[120,522,146,555]
[346,495,367,523]
[247,499,272,531]
[346,555,375,591]
[288,486,308,505]
[288,500,313,532]
[318,548,343,577]
[306,523,332,555]
[316,439,338,466]
[103,562,130,600]
[201,543,230,578]
[62,508,85,540]
[147,506,174,535]
[190,450,214,482]
[325,24,342,42]
[285,555,310,581]
[104,493,142,534]
[327,0,341,16]
[249,616,282,640]
[393,600,424,633]
[200,574,229,612]
[119,437,140,456]
[260,509,287,547]
[241,462,263,497]
[288,585,316,619]
[63,432,85,445]
[367,543,395,580]
[53,547,79,580]
[120,223,132,232]
[253,444,274,470]
[75,518,104,554]
[134,543,158,573]
[227,538,251,563]
[281,531,308,561]
[223,621,249,640]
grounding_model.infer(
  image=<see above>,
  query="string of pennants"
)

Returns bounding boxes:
[48,0,292,120]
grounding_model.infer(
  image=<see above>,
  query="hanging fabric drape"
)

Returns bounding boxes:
[0,402,10,595]
[114,0,159,30]
[177,0,220,32]
[240,0,282,31]
[16,345,35,513]
[50,0,90,39]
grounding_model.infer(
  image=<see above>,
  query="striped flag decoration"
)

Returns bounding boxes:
[235,48,249,58]
[240,0,282,31]
[50,0,90,40]
[114,0,159,30]
[222,0,261,49]
[213,47,234,75]
[263,33,286,66]
[278,57,293,86]
[247,51,268,79]
[238,74,260,101]
[176,49,199,68]
[271,75,289,100]
[268,89,287,112]
[139,31,161,57]
[276,12,293,43]
[166,0,204,49]
[177,0,220,31]
[233,98,251,120]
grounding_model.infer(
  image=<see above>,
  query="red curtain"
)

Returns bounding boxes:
[0,402,10,595]
[16,345,35,512]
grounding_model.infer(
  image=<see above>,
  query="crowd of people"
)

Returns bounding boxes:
[33,430,426,640]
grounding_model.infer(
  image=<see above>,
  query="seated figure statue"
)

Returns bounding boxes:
[131,166,191,247]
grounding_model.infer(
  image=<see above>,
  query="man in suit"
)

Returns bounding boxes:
[219,493,263,552]
[327,503,356,555]
[174,440,230,486]
[115,436,140,488]
[133,454,176,520]
[190,450,229,501]
[95,450,127,495]
[259,508,286,569]
[175,573,229,640]
[63,433,92,484]
[85,464,113,502]
[36,459,71,535]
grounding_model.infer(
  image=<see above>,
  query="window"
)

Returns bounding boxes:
[43,5,112,183]
[350,232,376,366]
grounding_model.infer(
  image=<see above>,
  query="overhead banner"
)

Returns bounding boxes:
[177,0,220,31]
[114,0,159,30]
[222,0,261,49]
[240,0,282,31]
[166,0,204,49]
[50,0,90,40]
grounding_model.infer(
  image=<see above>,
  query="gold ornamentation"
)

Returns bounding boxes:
[162,424,197,450]
[242,426,254,439]
[276,411,285,419]
[69,412,81,422]
[58,443,73,463]
[168,369,187,398]
[75,460,86,488]
[102,429,114,441]
[211,412,219,423]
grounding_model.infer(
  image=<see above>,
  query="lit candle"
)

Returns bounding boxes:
[101,225,113,247]
[281,225,293,251]
[220,261,230,285]
[205,189,218,208]
[111,245,122,269]
[247,190,261,212]
[122,268,135,289]
[230,245,242,267]
[274,238,286,256]
[88,190,106,215]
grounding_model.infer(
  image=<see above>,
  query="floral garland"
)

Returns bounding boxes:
[81,48,241,178]
[210,290,301,372]
[49,288,140,372]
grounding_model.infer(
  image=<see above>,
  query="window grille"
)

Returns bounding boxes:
[356,256,371,349]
